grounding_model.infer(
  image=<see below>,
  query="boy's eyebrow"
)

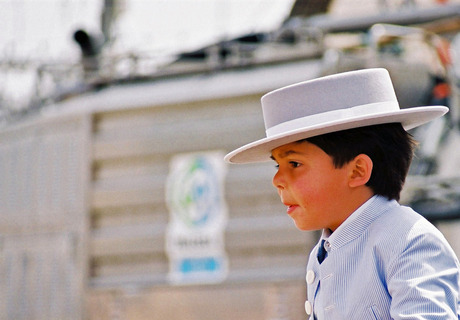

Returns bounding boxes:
[270,150,302,160]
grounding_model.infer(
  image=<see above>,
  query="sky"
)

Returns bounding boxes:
[112,0,295,56]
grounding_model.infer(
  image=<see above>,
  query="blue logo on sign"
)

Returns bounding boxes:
[168,156,220,228]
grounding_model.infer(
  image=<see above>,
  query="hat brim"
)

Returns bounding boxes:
[225,105,448,164]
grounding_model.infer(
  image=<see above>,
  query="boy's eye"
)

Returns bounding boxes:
[273,161,301,169]
[289,161,301,168]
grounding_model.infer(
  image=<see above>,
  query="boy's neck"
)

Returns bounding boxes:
[330,188,375,232]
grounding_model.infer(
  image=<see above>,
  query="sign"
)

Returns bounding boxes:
[165,151,228,284]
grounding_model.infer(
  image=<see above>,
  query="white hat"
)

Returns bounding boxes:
[225,68,448,164]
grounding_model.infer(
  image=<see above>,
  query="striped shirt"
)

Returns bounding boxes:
[306,195,460,319]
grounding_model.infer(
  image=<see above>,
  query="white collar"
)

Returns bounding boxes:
[324,194,378,242]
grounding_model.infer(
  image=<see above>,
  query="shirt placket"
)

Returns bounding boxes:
[313,240,334,319]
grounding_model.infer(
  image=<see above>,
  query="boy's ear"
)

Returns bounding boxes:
[348,154,373,188]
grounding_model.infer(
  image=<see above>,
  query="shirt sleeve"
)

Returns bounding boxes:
[387,226,460,319]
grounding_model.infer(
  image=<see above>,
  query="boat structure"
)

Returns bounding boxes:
[1,1,460,319]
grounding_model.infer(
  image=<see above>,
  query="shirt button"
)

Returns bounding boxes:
[306,270,315,284]
[325,241,331,251]
[305,300,313,315]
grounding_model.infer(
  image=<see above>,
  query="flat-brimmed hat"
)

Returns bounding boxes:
[225,68,448,164]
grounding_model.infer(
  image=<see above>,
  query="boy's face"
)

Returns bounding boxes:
[271,140,352,232]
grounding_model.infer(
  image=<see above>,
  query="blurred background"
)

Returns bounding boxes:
[1,0,460,319]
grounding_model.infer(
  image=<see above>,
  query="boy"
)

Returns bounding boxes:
[225,69,460,319]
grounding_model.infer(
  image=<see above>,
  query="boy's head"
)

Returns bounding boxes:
[225,68,448,231]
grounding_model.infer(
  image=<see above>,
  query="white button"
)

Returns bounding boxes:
[306,270,315,284]
[305,301,313,315]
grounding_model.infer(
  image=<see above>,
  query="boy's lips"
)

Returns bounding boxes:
[286,204,299,215]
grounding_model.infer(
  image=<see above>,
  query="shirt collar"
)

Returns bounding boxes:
[324,195,397,250]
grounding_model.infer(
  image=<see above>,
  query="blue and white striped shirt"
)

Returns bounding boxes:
[306,195,460,319]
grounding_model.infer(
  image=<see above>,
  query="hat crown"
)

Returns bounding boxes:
[261,68,398,131]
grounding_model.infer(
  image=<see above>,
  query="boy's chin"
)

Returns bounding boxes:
[292,220,321,232]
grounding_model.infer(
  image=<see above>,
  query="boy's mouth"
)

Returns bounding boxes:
[286,204,299,215]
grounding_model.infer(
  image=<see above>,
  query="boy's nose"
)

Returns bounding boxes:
[272,170,285,189]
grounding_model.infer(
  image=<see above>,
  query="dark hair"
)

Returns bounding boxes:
[304,123,417,201]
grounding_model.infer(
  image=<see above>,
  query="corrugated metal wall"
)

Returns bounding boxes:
[0,114,91,320]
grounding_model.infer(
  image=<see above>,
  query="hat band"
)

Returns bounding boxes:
[265,101,399,137]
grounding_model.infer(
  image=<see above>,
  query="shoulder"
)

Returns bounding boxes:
[370,202,445,246]
[373,202,443,241]
[369,202,459,269]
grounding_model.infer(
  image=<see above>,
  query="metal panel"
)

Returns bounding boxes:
[0,233,80,320]
[0,114,91,320]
